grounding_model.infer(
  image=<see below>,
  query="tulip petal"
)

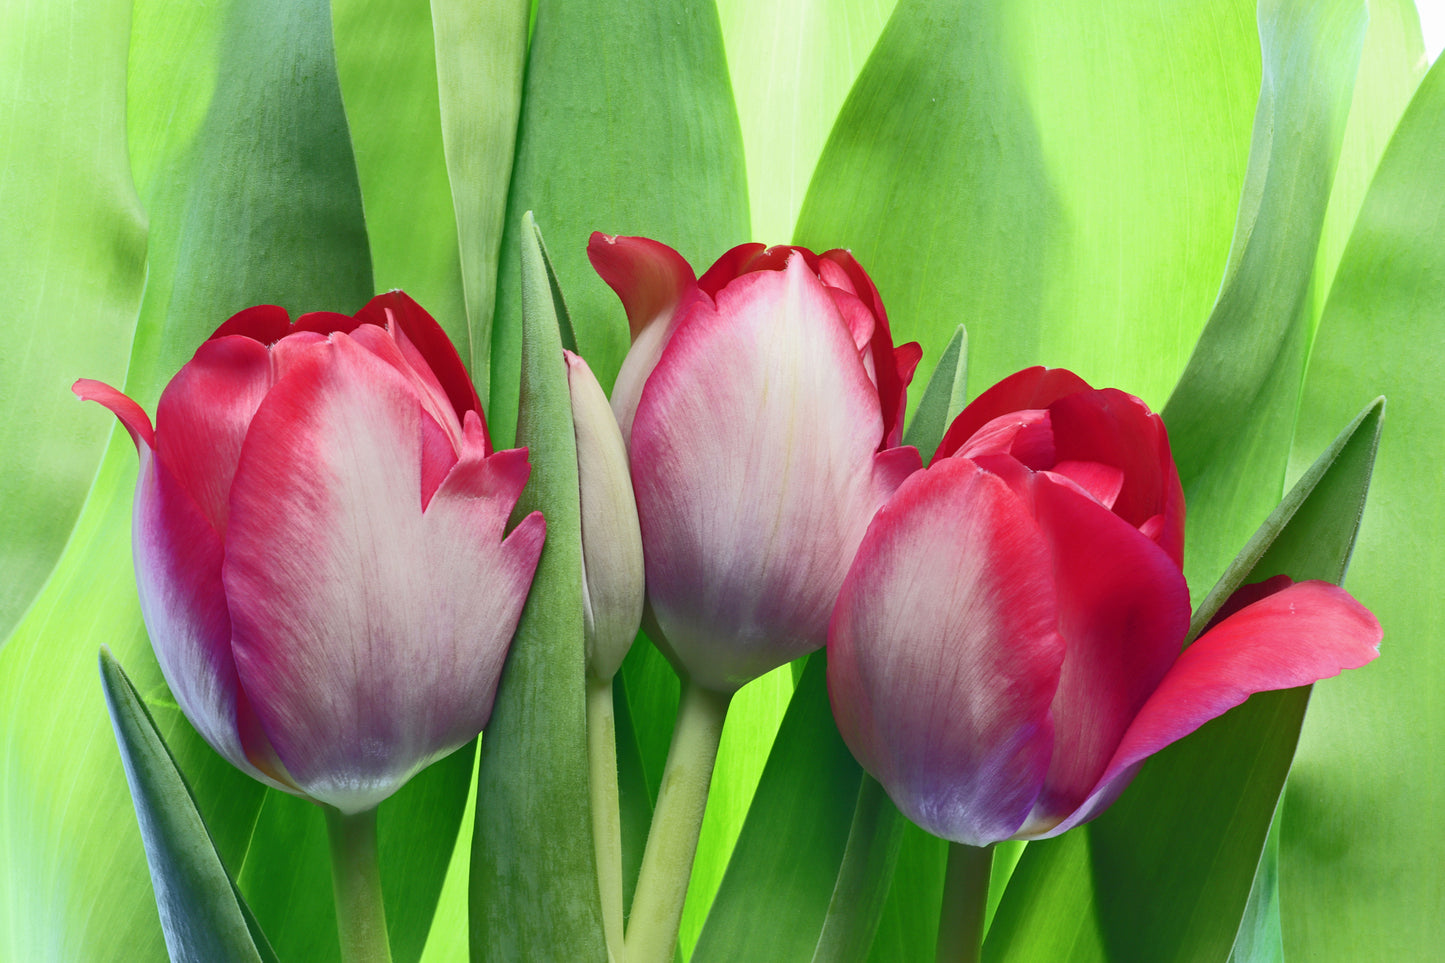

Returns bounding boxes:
[73,378,155,450]
[354,290,484,426]
[696,241,769,296]
[589,233,704,445]
[152,336,276,536]
[1020,474,1191,834]
[224,332,541,812]
[1041,579,1382,838]
[632,254,900,690]
[935,366,1092,462]
[208,304,295,344]
[828,459,1065,846]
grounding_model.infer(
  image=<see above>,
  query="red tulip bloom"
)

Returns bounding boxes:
[590,235,922,692]
[827,367,1381,846]
[76,293,544,813]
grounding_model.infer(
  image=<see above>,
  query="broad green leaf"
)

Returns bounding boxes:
[1280,48,1445,962]
[1163,0,1368,599]
[332,0,471,354]
[901,324,968,461]
[469,213,607,963]
[1227,805,1284,963]
[487,0,750,447]
[865,822,947,963]
[984,397,1384,963]
[690,656,865,963]
[430,0,530,389]
[98,650,276,963]
[810,777,907,963]
[0,0,146,641]
[797,0,1261,418]
[714,0,897,242]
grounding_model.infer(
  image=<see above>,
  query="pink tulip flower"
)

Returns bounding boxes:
[828,366,1381,846]
[76,292,544,814]
[589,235,923,692]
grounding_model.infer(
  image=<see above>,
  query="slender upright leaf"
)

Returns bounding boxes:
[469,213,606,963]
[430,0,530,389]
[487,0,750,446]
[99,650,276,963]
[332,0,470,353]
[1280,49,1445,962]
[1163,0,1368,598]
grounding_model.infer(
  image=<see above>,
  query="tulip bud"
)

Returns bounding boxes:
[828,367,1382,846]
[75,292,545,814]
[589,235,923,692]
[566,349,644,681]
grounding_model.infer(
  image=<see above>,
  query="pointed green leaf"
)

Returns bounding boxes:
[430,0,530,388]
[901,325,968,461]
[1279,47,1445,962]
[332,0,470,354]
[0,0,146,641]
[1162,0,1367,598]
[985,396,1385,963]
[469,213,606,963]
[487,0,750,447]
[99,649,276,963]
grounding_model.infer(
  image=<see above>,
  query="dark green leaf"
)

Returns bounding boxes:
[99,649,276,963]
[469,213,606,963]
[901,325,967,462]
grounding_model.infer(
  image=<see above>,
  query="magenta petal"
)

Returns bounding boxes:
[1020,474,1191,834]
[828,459,1064,846]
[73,379,155,450]
[131,446,294,792]
[935,367,1092,462]
[1041,580,1382,838]
[153,336,276,536]
[632,255,894,691]
[223,333,540,812]
[208,304,294,344]
[354,290,483,425]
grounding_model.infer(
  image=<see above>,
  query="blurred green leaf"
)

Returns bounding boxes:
[1280,45,1445,962]
[797,0,1261,418]
[690,656,870,963]
[332,0,470,354]
[1163,0,1367,599]
[487,0,750,447]
[430,0,530,389]
[0,0,146,641]
[984,396,1384,963]
[714,0,897,243]
[469,213,607,963]
[99,650,276,963]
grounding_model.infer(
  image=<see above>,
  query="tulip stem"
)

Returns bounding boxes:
[624,679,732,963]
[936,841,994,963]
[588,675,626,962]
[325,806,393,963]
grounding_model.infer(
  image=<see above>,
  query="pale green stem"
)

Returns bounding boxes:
[935,841,994,963]
[623,680,732,963]
[588,675,625,963]
[324,806,393,963]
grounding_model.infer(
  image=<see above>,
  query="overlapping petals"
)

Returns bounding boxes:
[828,366,1381,845]
[76,292,543,812]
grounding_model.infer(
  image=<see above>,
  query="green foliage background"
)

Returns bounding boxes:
[1,0,1439,959]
